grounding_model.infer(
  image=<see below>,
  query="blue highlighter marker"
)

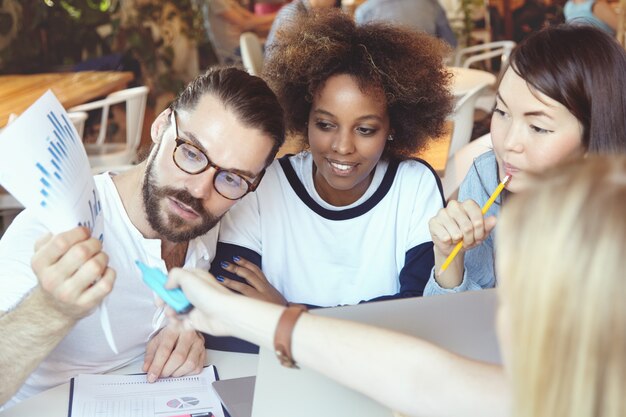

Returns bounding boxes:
[135,261,194,314]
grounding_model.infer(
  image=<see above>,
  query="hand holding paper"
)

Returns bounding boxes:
[0,91,117,352]
[31,227,116,320]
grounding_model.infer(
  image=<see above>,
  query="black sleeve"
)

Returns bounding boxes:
[209,242,262,283]
[204,242,263,353]
[361,241,434,303]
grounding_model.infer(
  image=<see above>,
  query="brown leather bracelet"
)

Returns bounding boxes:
[274,305,307,368]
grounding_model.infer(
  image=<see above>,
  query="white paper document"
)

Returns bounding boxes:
[0,90,103,238]
[0,91,118,352]
[69,366,225,417]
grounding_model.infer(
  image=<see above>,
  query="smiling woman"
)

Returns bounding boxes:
[206,9,454,352]
[307,74,391,206]
[425,24,626,297]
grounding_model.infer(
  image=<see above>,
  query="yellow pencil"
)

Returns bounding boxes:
[438,175,511,276]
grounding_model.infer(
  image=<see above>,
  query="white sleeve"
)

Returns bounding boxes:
[218,190,262,254]
[0,210,49,311]
[406,163,445,250]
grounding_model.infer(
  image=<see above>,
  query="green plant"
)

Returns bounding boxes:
[459,0,484,47]
[112,0,206,103]
[0,0,114,74]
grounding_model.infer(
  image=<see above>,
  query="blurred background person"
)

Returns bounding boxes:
[265,0,339,51]
[355,0,458,47]
[205,0,277,65]
[564,0,617,35]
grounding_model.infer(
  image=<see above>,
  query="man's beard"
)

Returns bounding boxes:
[142,153,222,243]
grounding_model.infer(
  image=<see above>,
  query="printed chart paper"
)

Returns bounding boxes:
[0,90,117,352]
[69,366,225,417]
[0,90,103,238]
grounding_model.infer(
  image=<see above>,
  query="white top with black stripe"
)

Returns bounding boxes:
[213,151,444,307]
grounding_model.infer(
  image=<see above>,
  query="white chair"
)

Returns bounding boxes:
[240,32,264,76]
[449,67,497,98]
[453,40,516,71]
[69,86,149,171]
[67,111,88,139]
[441,133,493,200]
[448,81,491,158]
[453,41,515,113]
[0,113,25,232]
[438,83,491,200]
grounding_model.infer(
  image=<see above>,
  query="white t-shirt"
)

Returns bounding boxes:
[0,173,218,407]
[215,152,444,307]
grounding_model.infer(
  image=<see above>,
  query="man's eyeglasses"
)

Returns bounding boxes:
[170,110,265,200]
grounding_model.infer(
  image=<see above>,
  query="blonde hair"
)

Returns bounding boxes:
[496,156,626,417]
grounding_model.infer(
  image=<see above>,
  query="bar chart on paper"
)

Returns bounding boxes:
[0,90,103,238]
[37,110,102,233]
[0,90,115,352]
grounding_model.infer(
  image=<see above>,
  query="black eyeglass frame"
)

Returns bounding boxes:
[170,110,265,200]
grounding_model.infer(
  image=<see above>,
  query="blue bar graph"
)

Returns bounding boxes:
[32,109,103,235]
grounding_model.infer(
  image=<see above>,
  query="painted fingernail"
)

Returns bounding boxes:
[220,261,229,268]
[216,275,225,282]
[148,373,157,383]
[232,255,241,262]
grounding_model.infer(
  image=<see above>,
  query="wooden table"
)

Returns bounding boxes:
[416,122,452,174]
[0,71,134,127]
[276,122,452,175]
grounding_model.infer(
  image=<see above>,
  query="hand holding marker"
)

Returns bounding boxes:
[135,261,194,314]
[438,175,511,276]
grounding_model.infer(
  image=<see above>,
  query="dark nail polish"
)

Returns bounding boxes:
[220,261,229,269]
[216,275,225,282]
[233,255,241,262]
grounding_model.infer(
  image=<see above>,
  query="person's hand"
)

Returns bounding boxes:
[30,226,116,321]
[428,199,496,288]
[163,268,236,336]
[428,199,497,257]
[142,323,206,383]
[218,257,287,306]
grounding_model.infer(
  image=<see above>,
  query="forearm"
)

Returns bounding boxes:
[251,21,273,37]
[252,14,275,28]
[292,315,509,417]
[213,294,283,349]
[433,249,465,289]
[223,8,274,32]
[0,287,75,404]
[216,295,508,417]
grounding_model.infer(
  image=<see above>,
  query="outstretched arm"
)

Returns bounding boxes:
[167,268,509,417]
[0,227,115,405]
[218,4,276,34]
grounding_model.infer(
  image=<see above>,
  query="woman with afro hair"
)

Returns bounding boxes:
[210,10,453,319]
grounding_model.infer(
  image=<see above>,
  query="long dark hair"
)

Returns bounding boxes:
[509,25,626,154]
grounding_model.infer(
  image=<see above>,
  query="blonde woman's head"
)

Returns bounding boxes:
[496,156,626,417]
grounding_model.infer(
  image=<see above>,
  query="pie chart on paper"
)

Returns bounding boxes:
[166,396,201,408]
